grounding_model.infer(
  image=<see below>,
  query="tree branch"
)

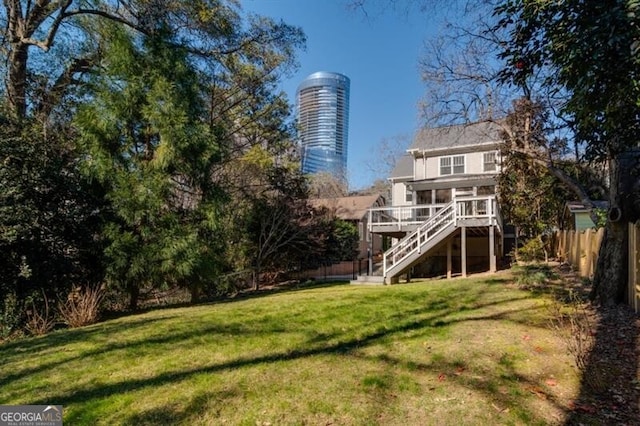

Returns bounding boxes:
[35,52,99,118]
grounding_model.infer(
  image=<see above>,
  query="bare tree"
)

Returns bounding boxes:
[364,133,411,181]
[417,3,607,208]
[308,172,348,199]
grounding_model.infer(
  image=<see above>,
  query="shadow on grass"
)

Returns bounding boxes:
[512,263,640,425]
[0,279,350,363]
[0,272,567,424]
[95,389,240,426]
[22,293,550,421]
[370,352,568,424]
[213,279,351,304]
[98,279,352,321]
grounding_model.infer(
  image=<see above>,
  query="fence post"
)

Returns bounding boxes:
[636,222,640,313]
[569,230,577,270]
[629,222,639,313]
[562,230,569,263]
[558,230,565,261]
[584,228,593,277]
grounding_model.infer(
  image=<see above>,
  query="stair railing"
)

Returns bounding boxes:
[383,200,456,279]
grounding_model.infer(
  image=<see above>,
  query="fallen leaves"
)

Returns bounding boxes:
[568,401,597,414]
[525,385,548,399]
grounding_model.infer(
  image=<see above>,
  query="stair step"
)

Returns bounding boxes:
[383,200,458,282]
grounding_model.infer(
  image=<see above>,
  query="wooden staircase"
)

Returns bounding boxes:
[359,196,501,284]
[383,201,457,283]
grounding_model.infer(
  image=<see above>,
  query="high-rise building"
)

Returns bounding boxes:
[296,71,350,179]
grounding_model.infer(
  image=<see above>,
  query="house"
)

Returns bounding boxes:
[365,121,508,283]
[563,201,607,230]
[309,194,386,260]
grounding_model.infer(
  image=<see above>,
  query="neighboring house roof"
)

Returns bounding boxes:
[564,201,608,230]
[409,121,503,154]
[309,194,385,221]
[565,200,609,213]
[389,154,413,180]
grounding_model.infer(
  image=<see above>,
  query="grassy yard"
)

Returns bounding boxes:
[0,270,579,425]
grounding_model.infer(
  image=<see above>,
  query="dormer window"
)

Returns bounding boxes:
[483,152,497,172]
[440,155,465,175]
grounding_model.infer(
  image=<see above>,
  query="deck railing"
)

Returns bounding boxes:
[383,201,456,279]
[368,196,499,232]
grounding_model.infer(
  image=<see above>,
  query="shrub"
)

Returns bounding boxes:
[24,294,56,336]
[515,265,552,289]
[59,285,104,328]
[548,292,604,393]
[1,292,22,340]
[515,237,547,262]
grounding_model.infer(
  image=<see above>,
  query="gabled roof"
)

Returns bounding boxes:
[389,155,413,180]
[410,121,503,153]
[309,194,385,221]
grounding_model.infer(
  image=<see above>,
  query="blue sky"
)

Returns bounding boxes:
[242,0,442,190]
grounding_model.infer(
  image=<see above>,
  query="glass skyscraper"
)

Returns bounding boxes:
[296,71,350,179]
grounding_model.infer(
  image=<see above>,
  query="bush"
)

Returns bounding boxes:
[24,293,56,336]
[515,237,547,262]
[1,292,22,340]
[59,285,104,328]
[514,264,555,289]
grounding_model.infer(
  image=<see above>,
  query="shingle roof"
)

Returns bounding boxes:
[410,121,503,152]
[309,194,385,221]
[389,155,413,180]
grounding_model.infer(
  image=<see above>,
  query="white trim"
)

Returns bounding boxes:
[483,151,498,173]
[439,154,466,176]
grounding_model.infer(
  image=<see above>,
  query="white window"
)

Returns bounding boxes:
[405,188,413,203]
[483,152,497,172]
[453,156,465,174]
[440,155,465,175]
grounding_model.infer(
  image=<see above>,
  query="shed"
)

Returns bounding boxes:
[563,201,607,230]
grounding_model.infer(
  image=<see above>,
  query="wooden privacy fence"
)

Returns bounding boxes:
[553,228,605,279]
[554,224,640,314]
[629,221,640,314]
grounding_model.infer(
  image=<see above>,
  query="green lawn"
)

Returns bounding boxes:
[0,271,579,425]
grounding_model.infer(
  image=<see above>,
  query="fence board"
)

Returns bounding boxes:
[555,225,639,313]
[552,228,604,280]
[630,222,640,314]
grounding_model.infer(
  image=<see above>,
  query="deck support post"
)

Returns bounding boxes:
[461,226,467,278]
[447,239,452,279]
[489,224,496,273]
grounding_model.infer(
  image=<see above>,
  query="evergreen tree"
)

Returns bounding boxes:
[77,25,225,308]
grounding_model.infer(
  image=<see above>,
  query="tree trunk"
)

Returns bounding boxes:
[253,262,261,291]
[592,221,628,305]
[128,284,140,311]
[591,151,640,305]
[190,285,201,304]
[8,44,29,118]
